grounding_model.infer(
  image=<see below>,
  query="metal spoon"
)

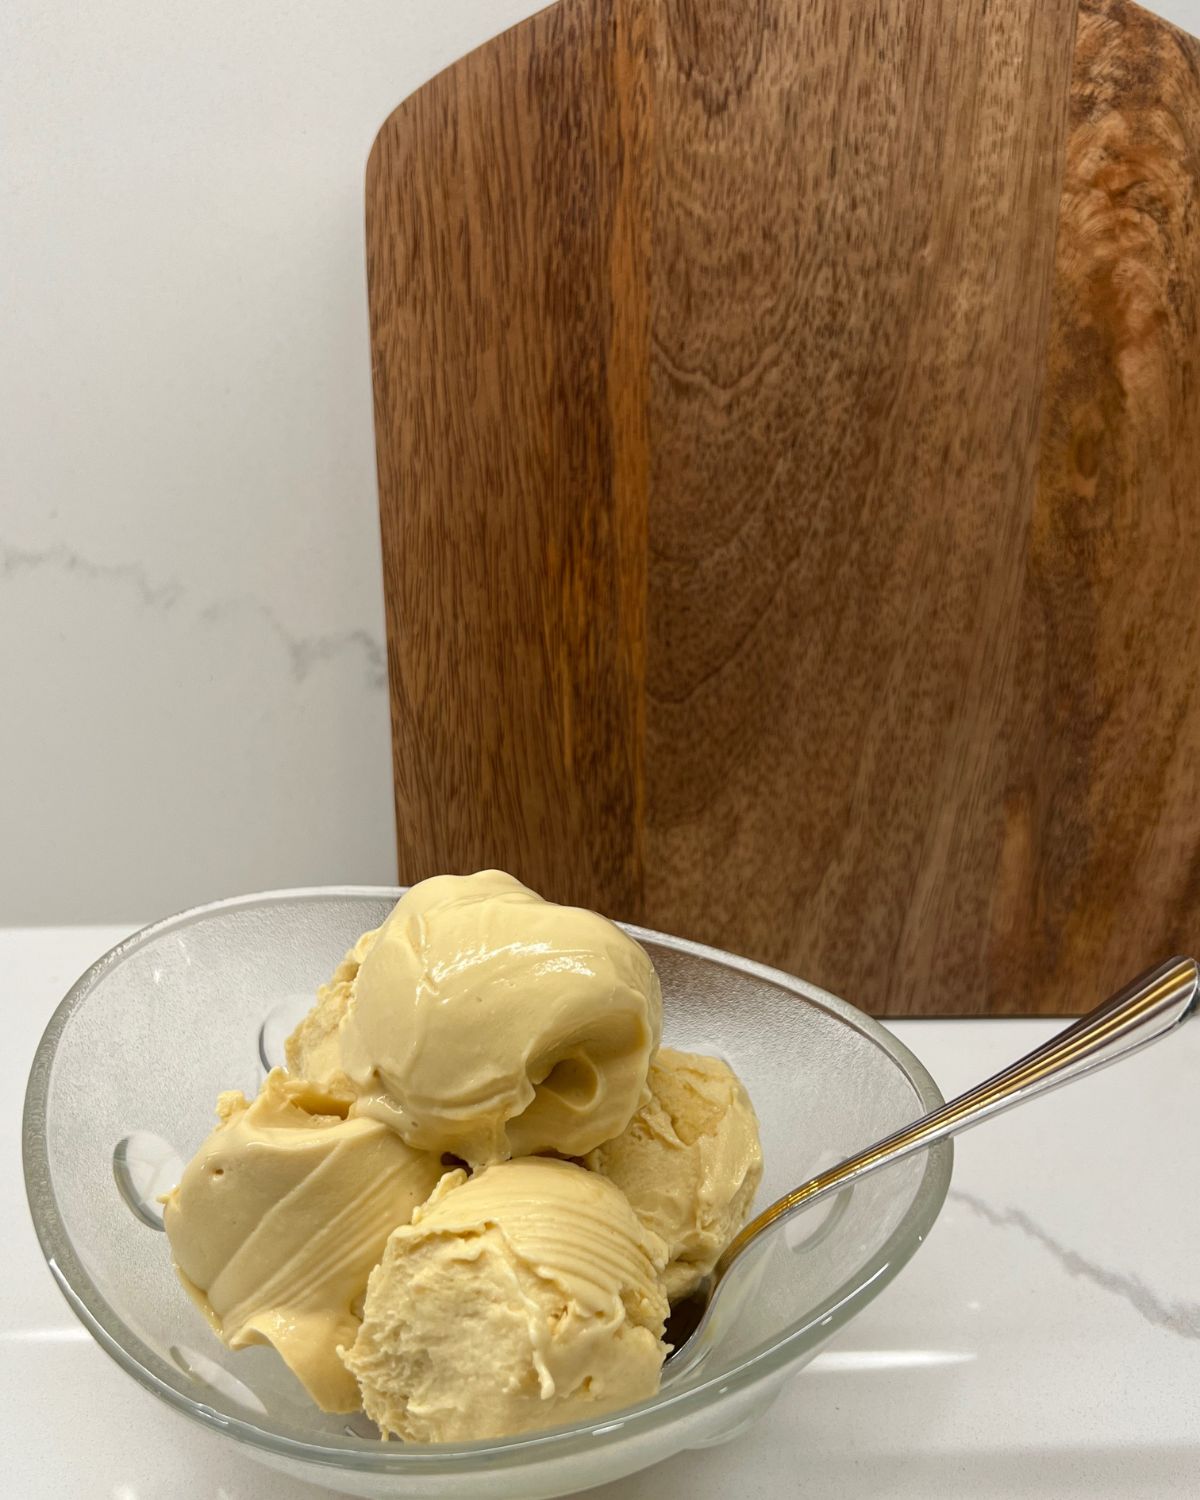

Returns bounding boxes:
[664,955,1199,1375]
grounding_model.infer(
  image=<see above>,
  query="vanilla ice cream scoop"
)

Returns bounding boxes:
[585,1048,763,1300]
[162,1069,442,1411]
[337,871,663,1164]
[342,1157,669,1442]
[284,926,378,1101]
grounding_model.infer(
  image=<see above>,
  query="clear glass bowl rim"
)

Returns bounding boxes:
[22,886,953,1477]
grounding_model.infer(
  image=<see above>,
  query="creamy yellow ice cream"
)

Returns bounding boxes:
[284,926,378,1100]
[163,1068,442,1411]
[585,1048,763,1300]
[167,872,766,1443]
[335,871,663,1165]
[342,1157,669,1442]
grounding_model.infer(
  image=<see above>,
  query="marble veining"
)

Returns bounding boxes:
[950,1186,1200,1340]
[2,540,185,610]
[2,540,387,688]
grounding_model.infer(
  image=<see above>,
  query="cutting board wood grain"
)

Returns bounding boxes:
[366,0,1200,1016]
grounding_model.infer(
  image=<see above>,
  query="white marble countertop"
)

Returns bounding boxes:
[4,925,1198,1498]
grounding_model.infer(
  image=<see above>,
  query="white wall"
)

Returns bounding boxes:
[1,1,546,922]
[2,0,1196,923]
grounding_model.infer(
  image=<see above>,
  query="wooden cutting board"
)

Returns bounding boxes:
[365,0,1200,1015]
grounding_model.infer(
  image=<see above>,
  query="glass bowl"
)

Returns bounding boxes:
[23,889,951,1499]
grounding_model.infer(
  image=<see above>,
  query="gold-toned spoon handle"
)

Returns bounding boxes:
[717,956,1199,1277]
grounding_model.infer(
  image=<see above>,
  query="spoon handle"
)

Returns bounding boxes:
[719,955,1199,1271]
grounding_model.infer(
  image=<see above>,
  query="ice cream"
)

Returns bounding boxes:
[342,1157,669,1442]
[162,1068,442,1411]
[585,1048,763,1300]
[327,871,663,1165]
[167,872,765,1443]
[284,925,378,1101]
